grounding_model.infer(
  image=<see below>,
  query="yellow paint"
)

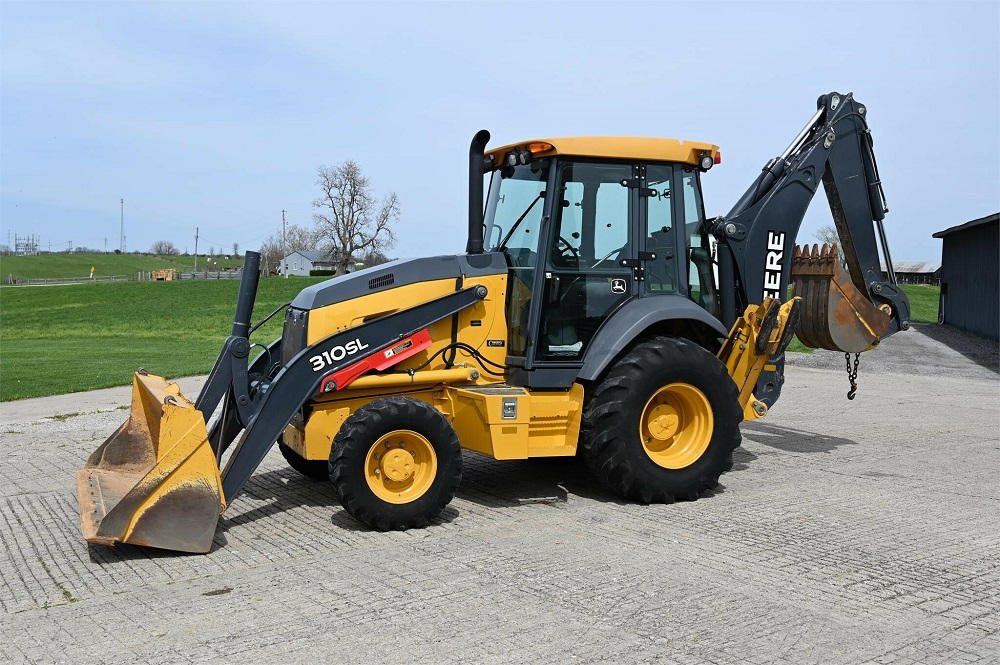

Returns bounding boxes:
[364,430,437,504]
[487,136,720,166]
[305,274,508,384]
[300,383,584,463]
[449,384,583,459]
[285,406,350,460]
[76,372,224,553]
[717,298,801,416]
[743,398,768,421]
[639,383,713,469]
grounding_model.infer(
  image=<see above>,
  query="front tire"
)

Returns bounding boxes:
[329,397,462,531]
[580,337,742,503]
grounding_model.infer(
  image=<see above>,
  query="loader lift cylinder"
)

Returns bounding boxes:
[231,251,261,337]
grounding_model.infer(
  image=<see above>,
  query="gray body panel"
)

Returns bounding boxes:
[291,253,508,311]
[577,295,729,381]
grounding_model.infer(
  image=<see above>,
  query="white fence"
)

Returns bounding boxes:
[4,270,245,285]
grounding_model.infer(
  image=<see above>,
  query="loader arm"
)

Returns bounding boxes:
[77,265,487,553]
[219,285,488,502]
[712,91,911,404]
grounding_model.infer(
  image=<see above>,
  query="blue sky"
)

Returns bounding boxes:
[2,1,997,262]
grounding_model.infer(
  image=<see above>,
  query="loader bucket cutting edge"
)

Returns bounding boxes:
[76,372,225,554]
[791,243,891,353]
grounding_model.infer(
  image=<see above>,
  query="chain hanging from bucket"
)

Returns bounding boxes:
[845,352,860,400]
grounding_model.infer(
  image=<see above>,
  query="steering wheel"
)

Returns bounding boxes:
[556,236,580,265]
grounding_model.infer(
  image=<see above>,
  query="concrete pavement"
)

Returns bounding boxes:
[0,326,997,664]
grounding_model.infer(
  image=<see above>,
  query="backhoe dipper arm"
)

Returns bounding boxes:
[713,92,911,335]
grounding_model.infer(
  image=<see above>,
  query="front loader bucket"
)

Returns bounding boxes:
[76,372,224,554]
[791,243,891,353]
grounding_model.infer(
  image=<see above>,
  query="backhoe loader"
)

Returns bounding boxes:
[78,91,910,553]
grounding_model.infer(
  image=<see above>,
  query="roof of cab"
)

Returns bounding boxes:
[486,136,720,166]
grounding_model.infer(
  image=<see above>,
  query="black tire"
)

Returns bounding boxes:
[329,397,462,531]
[580,336,742,503]
[278,439,330,480]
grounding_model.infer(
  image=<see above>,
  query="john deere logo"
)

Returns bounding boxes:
[611,278,627,294]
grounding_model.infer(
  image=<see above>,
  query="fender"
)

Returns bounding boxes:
[578,296,729,382]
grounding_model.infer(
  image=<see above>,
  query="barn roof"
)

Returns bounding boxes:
[933,212,999,238]
[893,261,941,274]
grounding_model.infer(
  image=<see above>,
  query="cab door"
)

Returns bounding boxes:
[531,160,637,365]
[642,163,681,295]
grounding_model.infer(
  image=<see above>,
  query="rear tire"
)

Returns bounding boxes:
[278,439,329,481]
[580,336,742,503]
[329,397,462,531]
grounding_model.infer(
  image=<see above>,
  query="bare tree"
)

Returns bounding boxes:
[150,240,179,255]
[232,242,240,257]
[259,223,318,275]
[813,224,848,267]
[814,224,840,249]
[359,248,393,269]
[312,161,399,275]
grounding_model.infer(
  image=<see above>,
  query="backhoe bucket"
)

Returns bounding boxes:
[791,243,891,353]
[76,372,224,554]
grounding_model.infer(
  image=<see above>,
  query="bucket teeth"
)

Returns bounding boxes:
[791,243,890,353]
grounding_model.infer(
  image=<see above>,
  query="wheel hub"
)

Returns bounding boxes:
[639,383,714,469]
[647,404,680,440]
[365,430,438,504]
[380,448,415,482]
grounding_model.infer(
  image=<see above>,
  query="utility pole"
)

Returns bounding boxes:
[282,210,288,279]
[194,227,199,272]
[120,199,125,253]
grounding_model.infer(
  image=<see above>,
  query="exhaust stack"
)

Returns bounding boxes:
[466,129,491,255]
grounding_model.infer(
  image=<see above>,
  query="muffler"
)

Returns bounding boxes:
[791,243,890,352]
[77,372,224,554]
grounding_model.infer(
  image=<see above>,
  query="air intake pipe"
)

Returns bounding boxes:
[466,129,491,255]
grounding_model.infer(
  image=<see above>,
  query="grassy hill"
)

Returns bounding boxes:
[0,252,244,280]
[0,275,942,401]
[1,276,323,401]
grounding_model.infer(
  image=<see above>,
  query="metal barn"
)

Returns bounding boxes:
[933,213,999,341]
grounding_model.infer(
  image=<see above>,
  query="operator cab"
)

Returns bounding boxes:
[482,137,721,387]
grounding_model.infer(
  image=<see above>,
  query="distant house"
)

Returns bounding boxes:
[932,213,999,341]
[281,250,336,276]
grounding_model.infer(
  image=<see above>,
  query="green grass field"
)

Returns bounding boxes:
[1,252,244,280]
[0,278,941,401]
[0,277,323,401]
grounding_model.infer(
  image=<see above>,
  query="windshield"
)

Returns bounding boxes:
[484,160,551,265]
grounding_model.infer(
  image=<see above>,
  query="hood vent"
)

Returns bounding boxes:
[368,273,395,290]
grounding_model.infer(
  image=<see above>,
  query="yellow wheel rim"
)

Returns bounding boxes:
[364,430,437,504]
[639,383,713,469]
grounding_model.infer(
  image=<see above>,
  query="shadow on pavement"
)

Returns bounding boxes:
[741,422,858,453]
[913,323,999,373]
[728,446,759,472]
[457,454,612,508]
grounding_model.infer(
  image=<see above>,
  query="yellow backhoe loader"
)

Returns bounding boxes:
[78,92,910,552]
